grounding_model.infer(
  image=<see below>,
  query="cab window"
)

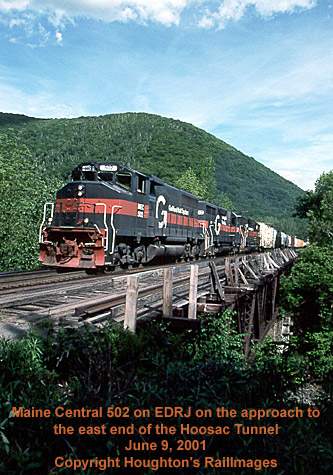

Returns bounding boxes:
[137,175,145,193]
[116,172,132,191]
[98,172,114,182]
[82,171,97,181]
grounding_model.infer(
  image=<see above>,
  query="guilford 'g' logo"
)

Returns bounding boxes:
[214,214,227,234]
[156,195,167,229]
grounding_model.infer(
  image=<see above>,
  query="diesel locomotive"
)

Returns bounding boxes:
[39,162,303,272]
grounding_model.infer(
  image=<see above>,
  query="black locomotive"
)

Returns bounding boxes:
[39,162,261,271]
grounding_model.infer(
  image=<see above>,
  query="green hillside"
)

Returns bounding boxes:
[0,112,39,127]
[0,111,305,234]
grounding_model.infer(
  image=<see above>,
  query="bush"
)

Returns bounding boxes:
[1,315,332,474]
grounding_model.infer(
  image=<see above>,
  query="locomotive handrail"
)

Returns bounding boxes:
[199,223,209,252]
[110,205,122,255]
[95,203,108,251]
[39,202,54,243]
[209,224,215,248]
[93,223,102,235]
[199,223,207,235]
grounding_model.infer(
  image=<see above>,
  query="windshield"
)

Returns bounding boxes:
[71,170,97,181]
[98,172,114,182]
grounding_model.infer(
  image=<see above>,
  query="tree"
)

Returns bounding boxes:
[295,171,333,245]
[175,156,219,203]
[174,167,207,199]
[0,134,62,270]
[216,192,234,210]
[280,170,333,384]
[196,156,217,202]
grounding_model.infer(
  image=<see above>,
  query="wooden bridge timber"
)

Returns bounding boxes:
[124,248,297,356]
[0,250,297,347]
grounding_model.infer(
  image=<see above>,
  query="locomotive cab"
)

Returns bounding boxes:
[39,163,149,271]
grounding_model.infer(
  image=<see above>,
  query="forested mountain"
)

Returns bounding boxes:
[0,111,305,235]
[0,112,39,127]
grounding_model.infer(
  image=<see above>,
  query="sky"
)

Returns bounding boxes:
[0,1,332,190]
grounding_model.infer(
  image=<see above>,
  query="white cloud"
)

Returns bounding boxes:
[0,10,41,45]
[47,9,72,29]
[55,30,62,44]
[0,0,194,46]
[8,17,25,26]
[260,135,333,190]
[0,1,29,11]
[0,0,318,31]
[200,0,316,29]
[0,79,86,118]
[0,0,320,47]
[0,0,190,26]
[198,14,214,28]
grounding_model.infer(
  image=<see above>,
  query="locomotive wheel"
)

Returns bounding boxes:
[85,268,105,275]
[105,265,115,273]
[120,262,134,270]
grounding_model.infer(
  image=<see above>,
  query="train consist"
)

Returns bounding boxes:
[39,162,305,272]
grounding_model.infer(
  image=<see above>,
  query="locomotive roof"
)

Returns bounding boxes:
[74,161,146,176]
[75,161,198,199]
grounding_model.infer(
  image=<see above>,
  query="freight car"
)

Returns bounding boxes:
[258,222,277,249]
[38,162,299,272]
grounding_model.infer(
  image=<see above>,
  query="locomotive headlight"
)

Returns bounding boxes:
[78,185,84,190]
[78,191,83,197]
[84,218,89,224]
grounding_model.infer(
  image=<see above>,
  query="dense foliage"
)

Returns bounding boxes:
[0,313,332,474]
[279,170,333,389]
[0,134,62,270]
[279,169,333,408]
[296,171,333,246]
[287,170,333,328]
[280,245,333,383]
[0,112,306,224]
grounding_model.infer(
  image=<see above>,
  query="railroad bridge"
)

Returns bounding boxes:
[0,249,297,351]
[124,248,297,356]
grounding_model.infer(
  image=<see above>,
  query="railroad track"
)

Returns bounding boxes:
[0,269,54,285]
[0,268,92,294]
[0,258,225,339]
[0,256,221,295]
[0,259,207,295]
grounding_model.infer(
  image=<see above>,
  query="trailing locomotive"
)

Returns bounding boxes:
[39,162,303,272]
